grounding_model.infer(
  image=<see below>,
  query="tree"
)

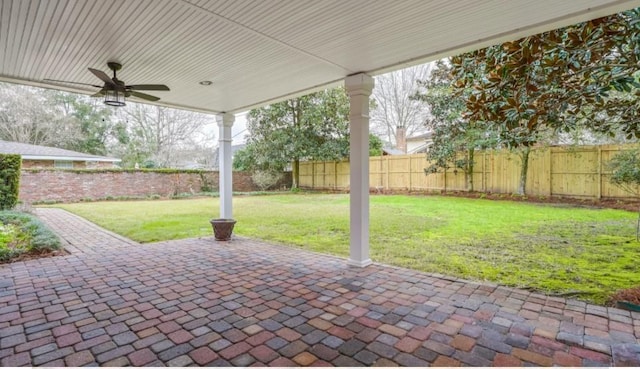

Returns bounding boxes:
[368,134,384,156]
[239,87,384,188]
[371,64,434,149]
[232,145,256,172]
[0,83,117,156]
[413,61,497,191]
[450,8,640,194]
[116,103,213,167]
[0,83,82,147]
[53,92,115,155]
[242,88,350,188]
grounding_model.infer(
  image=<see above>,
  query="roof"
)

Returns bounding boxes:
[382,148,405,156]
[407,132,434,142]
[408,143,429,155]
[0,140,121,163]
[214,143,247,155]
[1,0,637,114]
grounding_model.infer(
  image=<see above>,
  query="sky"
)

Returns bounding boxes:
[232,112,248,144]
[200,111,248,147]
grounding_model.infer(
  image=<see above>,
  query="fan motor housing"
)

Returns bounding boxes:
[107,62,122,71]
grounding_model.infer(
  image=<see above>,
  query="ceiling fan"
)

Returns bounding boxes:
[44,62,170,106]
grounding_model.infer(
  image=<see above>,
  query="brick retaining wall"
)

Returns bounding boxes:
[19,169,289,203]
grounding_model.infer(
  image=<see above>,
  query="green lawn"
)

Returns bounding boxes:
[52,194,640,303]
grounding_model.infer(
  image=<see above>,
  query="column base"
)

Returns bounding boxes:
[347,258,373,268]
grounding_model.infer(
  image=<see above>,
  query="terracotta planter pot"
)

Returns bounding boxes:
[210,219,236,241]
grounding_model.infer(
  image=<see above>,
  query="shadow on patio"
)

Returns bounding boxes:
[0,208,639,366]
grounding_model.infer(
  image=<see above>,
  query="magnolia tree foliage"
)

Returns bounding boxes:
[449,8,640,194]
[413,61,498,191]
[236,87,383,189]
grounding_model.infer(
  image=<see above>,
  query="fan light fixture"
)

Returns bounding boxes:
[44,62,170,106]
[104,89,126,107]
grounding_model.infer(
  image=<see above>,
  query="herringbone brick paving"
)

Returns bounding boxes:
[0,208,639,366]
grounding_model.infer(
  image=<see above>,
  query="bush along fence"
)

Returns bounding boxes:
[299,144,639,200]
[0,154,21,210]
[19,169,291,204]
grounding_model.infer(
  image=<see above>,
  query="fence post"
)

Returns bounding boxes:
[484,153,493,192]
[378,156,384,188]
[548,148,553,196]
[385,156,390,190]
[320,161,324,189]
[484,151,488,192]
[481,152,485,192]
[335,161,338,190]
[408,155,412,192]
[597,146,602,199]
[443,167,447,193]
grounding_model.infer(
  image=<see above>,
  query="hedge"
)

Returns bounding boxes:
[0,154,21,210]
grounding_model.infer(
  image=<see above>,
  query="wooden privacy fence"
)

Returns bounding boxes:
[299,144,639,199]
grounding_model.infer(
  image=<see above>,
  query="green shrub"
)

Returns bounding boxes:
[608,148,640,196]
[32,199,62,205]
[607,147,640,240]
[0,211,61,262]
[0,154,21,210]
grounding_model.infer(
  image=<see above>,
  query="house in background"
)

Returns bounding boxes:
[0,140,121,169]
[381,148,404,156]
[394,127,434,155]
[406,132,434,154]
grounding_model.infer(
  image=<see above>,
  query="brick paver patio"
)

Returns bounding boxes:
[1,208,639,366]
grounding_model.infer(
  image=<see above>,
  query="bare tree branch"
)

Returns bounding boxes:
[370,63,434,147]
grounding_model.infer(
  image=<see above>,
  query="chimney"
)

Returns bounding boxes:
[396,126,407,154]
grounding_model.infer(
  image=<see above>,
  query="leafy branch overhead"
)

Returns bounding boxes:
[451,8,640,140]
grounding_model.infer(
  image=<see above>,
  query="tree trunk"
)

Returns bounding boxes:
[292,159,300,189]
[466,148,475,192]
[517,146,531,195]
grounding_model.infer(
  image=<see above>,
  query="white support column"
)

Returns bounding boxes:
[216,113,235,219]
[345,73,374,268]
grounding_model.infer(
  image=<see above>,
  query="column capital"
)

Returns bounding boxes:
[345,73,374,96]
[216,113,235,127]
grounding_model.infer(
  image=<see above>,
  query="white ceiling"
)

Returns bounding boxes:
[1,0,639,114]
